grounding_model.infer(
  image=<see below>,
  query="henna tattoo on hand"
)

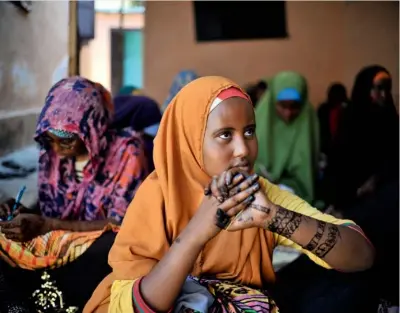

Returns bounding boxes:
[304,220,326,251]
[262,204,341,259]
[249,204,271,215]
[281,213,302,238]
[265,206,302,239]
[314,224,341,258]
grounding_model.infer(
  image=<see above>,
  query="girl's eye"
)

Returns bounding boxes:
[218,132,231,140]
[244,128,255,137]
[61,139,74,145]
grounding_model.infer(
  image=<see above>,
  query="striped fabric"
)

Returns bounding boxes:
[0,224,118,270]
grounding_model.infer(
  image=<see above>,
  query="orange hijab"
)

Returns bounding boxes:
[85,76,276,312]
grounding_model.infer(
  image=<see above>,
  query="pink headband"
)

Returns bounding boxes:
[209,87,250,113]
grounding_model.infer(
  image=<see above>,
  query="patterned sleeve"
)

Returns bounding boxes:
[262,179,371,269]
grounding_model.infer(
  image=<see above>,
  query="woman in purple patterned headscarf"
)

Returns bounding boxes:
[0,77,149,313]
[34,76,148,223]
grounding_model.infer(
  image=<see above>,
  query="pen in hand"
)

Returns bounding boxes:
[7,185,27,221]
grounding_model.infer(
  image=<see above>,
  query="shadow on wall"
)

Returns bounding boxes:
[0,1,69,157]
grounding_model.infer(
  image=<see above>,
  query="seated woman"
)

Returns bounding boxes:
[84,76,374,313]
[0,77,148,313]
[324,65,399,212]
[111,94,162,172]
[254,71,319,204]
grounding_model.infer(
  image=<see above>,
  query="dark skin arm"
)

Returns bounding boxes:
[0,199,117,242]
[140,226,204,312]
[228,197,375,272]
[264,204,373,271]
[211,172,375,272]
[0,213,117,242]
[206,169,375,273]
[46,217,117,232]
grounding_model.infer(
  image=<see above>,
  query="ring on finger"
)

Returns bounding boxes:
[215,208,231,229]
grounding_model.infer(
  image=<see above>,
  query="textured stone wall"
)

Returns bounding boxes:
[0,1,69,156]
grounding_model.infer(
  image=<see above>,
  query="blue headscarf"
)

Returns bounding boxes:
[161,70,199,112]
[111,95,161,135]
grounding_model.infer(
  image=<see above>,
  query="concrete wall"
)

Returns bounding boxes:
[0,1,69,156]
[143,1,399,108]
[80,12,144,91]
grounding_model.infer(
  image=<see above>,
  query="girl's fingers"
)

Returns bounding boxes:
[217,172,228,200]
[225,170,233,187]
[210,176,223,202]
[229,174,259,197]
[228,172,246,189]
[219,182,260,213]
[225,168,244,186]
[226,195,255,217]
[205,169,250,200]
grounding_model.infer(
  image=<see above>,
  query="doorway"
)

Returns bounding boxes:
[123,29,143,88]
[110,28,143,94]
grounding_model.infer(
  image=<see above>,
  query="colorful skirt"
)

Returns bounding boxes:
[180,276,279,313]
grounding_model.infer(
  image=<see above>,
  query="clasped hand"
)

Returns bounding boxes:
[186,169,275,246]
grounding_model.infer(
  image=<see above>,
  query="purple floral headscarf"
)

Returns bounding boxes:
[35,77,148,222]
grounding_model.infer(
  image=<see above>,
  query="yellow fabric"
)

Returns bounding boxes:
[109,280,135,313]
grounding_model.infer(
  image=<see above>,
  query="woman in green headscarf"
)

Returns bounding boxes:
[254,71,319,204]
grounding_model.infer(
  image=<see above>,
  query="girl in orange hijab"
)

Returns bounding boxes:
[85,76,374,313]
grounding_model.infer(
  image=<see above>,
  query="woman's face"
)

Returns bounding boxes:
[43,132,88,158]
[371,77,391,107]
[203,97,258,177]
[276,100,302,123]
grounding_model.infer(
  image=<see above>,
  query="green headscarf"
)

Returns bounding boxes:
[254,71,319,203]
